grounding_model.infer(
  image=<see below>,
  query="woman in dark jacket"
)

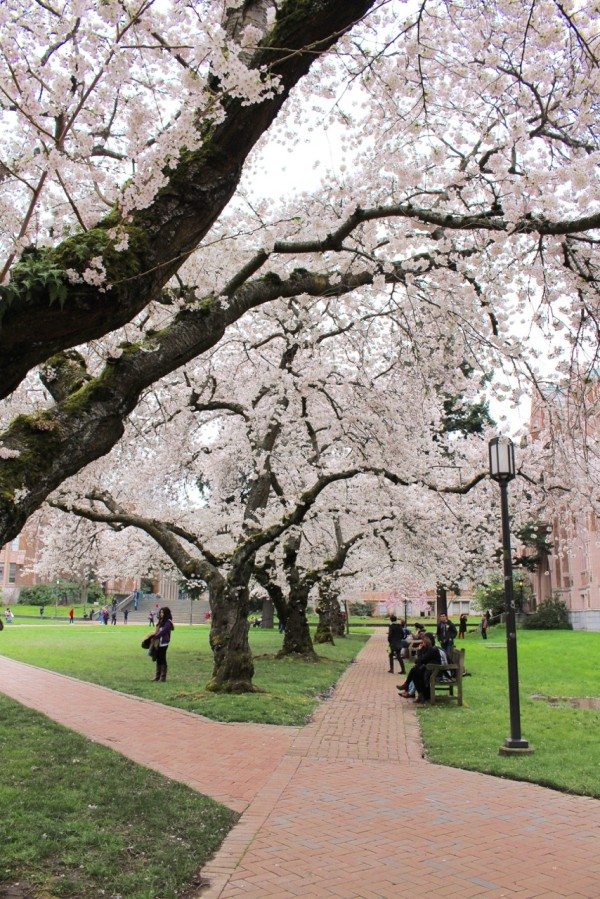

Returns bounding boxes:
[397,635,441,703]
[151,607,174,682]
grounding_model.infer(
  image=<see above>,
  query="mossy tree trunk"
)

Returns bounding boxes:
[314,578,346,643]
[276,533,317,659]
[279,582,317,659]
[314,605,335,645]
[207,565,256,693]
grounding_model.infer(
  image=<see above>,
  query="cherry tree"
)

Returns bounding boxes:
[0,0,598,552]
[44,285,511,690]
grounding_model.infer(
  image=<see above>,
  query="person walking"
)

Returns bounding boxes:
[387,615,406,674]
[150,607,174,682]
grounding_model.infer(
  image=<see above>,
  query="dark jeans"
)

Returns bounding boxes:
[156,645,168,667]
[399,667,417,692]
[388,645,405,671]
[441,640,454,657]
[412,665,431,699]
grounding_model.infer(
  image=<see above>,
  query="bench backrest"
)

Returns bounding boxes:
[449,647,465,671]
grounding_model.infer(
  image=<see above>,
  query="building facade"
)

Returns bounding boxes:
[529,389,600,630]
[0,518,45,603]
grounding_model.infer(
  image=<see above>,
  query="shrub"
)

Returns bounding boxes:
[19,580,106,606]
[523,596,572,630]
[348,602,373,617]
[473,573,531,617]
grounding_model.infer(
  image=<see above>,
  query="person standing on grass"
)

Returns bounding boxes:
[458,613,468,639]
[39,606,44,618]
[123,608,129,624]
[480,614,489,640]
[150,607,174,682]
[148,610,155,626]
[68,607,74,624]
[436,613,457,656]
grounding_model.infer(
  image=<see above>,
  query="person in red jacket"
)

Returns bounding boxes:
[68,607,74,624]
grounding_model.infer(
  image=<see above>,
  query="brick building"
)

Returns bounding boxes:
[0,518,45,603]
[1,521,183,606]
[529,389,600,630]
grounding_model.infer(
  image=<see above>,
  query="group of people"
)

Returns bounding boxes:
[387,613,459,704]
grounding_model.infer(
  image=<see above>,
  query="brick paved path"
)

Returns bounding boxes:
[1,635,600,898]
[0,656,296,813]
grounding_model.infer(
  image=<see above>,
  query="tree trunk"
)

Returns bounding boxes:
[331,602,346,637]
[314,606,335,645]
[436,584,448,617]
[261,597,274,629]
[314,580,344,642]
[278,585,317,660]
[207,572,256,693]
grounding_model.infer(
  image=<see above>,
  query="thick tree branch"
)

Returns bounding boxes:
[0,267,373,544]
[52,499,220,587]
[0,0,378,396]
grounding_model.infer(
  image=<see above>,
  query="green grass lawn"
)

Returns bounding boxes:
[2,623,598,797]
[0,624,368,725]
[0,694,235,898]
[418,627,600,798]
[4,603,90,620]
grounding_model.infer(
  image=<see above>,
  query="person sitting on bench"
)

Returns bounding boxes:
[396,634,442,703]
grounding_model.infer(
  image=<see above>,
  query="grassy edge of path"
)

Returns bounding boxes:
[0,693,236,899]
[416,628,600,799]
[0,626,369,725]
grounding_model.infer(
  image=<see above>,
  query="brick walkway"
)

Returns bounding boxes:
[1,635,600,897]
[0,656,296,813]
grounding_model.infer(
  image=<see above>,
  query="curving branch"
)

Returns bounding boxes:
[51,496,220,587]
[0,0,379,397]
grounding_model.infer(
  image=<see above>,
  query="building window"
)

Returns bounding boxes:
[11,536,19,550]
[0,563,4,582]
[8,563,17,583]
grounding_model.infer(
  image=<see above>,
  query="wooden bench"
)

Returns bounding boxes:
[426,647,465,706]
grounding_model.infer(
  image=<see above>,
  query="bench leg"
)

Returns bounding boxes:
[457,676,463,706]
[429,683,436,704]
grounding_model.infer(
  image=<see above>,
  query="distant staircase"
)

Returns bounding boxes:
[114,594,210,624]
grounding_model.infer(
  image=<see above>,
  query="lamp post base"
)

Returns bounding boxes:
[499,738,534,756]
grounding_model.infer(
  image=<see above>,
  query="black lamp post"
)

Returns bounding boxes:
[488,436,534,756]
